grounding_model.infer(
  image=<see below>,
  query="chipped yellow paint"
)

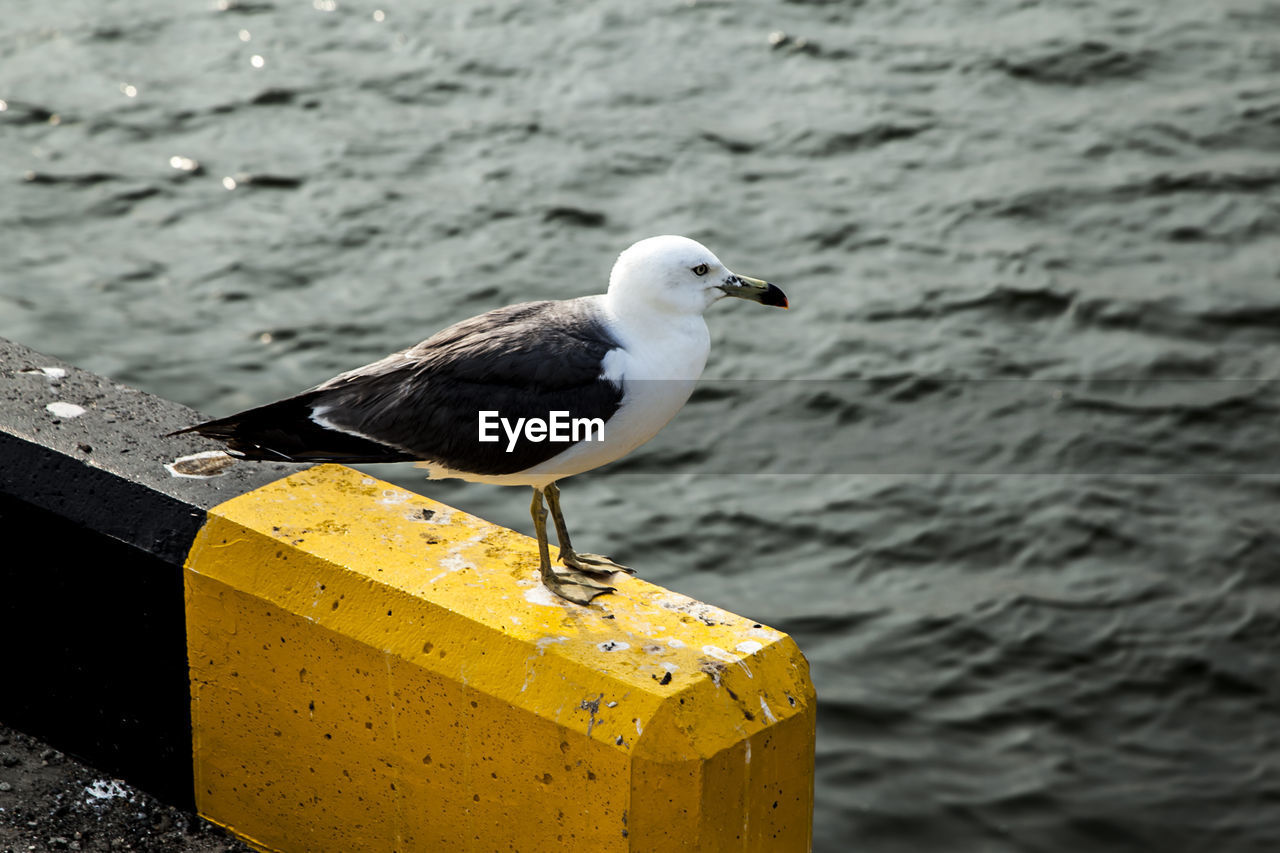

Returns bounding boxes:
[184,464,814,852]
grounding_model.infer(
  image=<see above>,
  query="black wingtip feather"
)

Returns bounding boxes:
[168,393,417,464]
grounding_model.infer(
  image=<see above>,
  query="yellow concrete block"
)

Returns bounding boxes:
[184,464,815,852]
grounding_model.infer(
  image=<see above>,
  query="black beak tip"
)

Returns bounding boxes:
[762,282,789,309]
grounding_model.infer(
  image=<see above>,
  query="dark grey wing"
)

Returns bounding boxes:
[317,298,625,474]
[178,298,626,475]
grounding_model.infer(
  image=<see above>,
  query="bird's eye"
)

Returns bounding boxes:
[692,263,709,276]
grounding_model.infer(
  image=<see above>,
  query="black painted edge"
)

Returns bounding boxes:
[0,336,302,808]
[0,337,300,559]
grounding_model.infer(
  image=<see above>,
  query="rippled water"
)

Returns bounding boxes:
[4,1,1280,850]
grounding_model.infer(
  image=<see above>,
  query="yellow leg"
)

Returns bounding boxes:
[543,482,632,576]
[530,487,615,605]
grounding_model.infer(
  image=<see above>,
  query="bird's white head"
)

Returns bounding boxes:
[606,235,788,317]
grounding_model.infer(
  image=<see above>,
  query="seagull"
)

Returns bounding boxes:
[170,235,788,604]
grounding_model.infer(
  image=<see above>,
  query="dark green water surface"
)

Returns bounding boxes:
[4,1,1280,850]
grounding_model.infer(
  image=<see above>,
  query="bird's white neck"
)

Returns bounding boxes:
[598,291,711,382]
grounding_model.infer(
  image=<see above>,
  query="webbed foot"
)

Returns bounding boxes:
[561,550,634,576]
[541,566,616,605]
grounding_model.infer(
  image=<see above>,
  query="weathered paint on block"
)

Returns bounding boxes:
[184,464,814,852]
